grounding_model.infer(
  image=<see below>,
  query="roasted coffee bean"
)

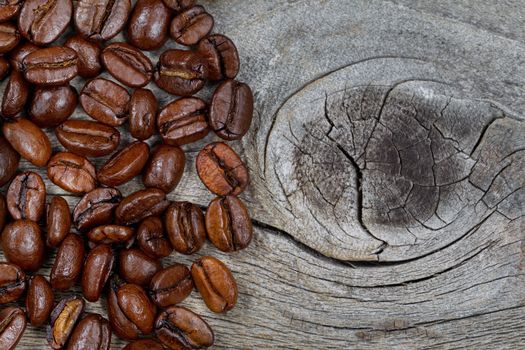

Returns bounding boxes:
[47,152,97,194]
[155,306,214,350]
[0,1,21,22]
[9,41,38,71]
[154,49,207,96]
[191,256,237,313]
[197,34,239,81]
[0,22,20,54]
[25,275,53,326]
[127,0,170,51]
[66,313,111,350]
[129,88,157,141]
[102,42,153,88]
[3,118,51,166]
[1,220,45,271]
[196,142,249,196]
[137,217,172,259]
[115,188,170,225]
[107,276,140,340]
[75,0,132,41]
[170,5,213,46]
[80,78,130,126]
[0,195,5,233]
[0,135,19,186]
[0,307,26,350]
[56,120,120,158]
[23,46,78,86]
[119,248,162,287]
[0,57,9,80]
[7,171,46,221]
[1,70,29,118]
[165,201,205,255]
[157,97,209,146]
[87,225,134,246]
[206,196,253,252]
[161,0,193,11]
[64,34,102,78]
[50,234,85,290]
[124,339,165,350]
[97,141,150,187]
[73,187,122,232]
[46,196,71,247]
[143,144,185,193]
[149,264,192,308]
[29,85,78,128]
[47,296,85,349]
[18,0,72,45]
[81,244,114,302]
[0,262,26,304]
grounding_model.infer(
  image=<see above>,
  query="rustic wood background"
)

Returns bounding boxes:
[2,0,524,348]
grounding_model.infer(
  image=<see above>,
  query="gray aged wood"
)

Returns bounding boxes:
[1,0,524,349]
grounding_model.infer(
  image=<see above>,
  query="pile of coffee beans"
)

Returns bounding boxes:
[0,0,254,349]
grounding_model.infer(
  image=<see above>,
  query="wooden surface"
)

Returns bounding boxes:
[2,0,524,348]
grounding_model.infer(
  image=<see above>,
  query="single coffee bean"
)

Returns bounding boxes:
[1,220,45,271]
[0,1,22,22]
[143,144,185,193]
[196,142,249,196]
[47,296,85,349]
[18,0,72,45]
[64,34,102,78]
[127,0,170,51]
[102,42,153,88]
[149,264,192,308]
[8,41,38,71]
[0,57,9,80]
[0,307,26,350]
[3,118,52,166]
[117,283,156,335]
[87,225,134,246]
[155,306,214,350]
[170,5,213,46]
[161,0,193,11]
[29,85,78,128]
[123,339,165,350]
[81,244,114,302]
[0,22,20,54]
[50,234,85,290]
[154,49,207,96]
[80,78,130,126]
[137,217,172,259]
[23,46,78,86]
[75,0,132,41]
[165,201,206,255]
[157,97,209,146]
[0,135,20,186]
[25,275,53,327]
[73,187,122,232]
[56,120,120,158]
[191,256,237,313]
[1,70,29,118]
[46,196,71,247]
[47,152,97,194]
[97,141,150,187]
[115,188,170,225]
[0,195,5,233]
[66,313,111,350]
[7,171,46,221]
[119,248,162,287]
[129,88,157,141]
[107,276,140,340]
[197,34,239,80]
[0,262,26,304]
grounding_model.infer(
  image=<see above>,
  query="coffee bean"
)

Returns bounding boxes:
[127,0,171,51]
[191,256,237,313]
[154,49,207,96]
[165,201,205,255]
[7,171,46,221]
[8,41,38,71]
[0,57,9,80]
[0,1,22,22]
[46,196,71,247]
[123,339,165,350]
[47,295,85,349]
[157,97,209,146]
[0,262,26,304]
[196,142,249,196]
[1,220,45,271]
[87,225,135,246]
[155,306,214,349]
[80,78,130,126]
[73,187,122,232]
[82,244,114,302]
[115,188,170,225]
[50,234,85,290]
[47,152,97,194]
[102,42,153,88]
[210,79,254,140]
[129,88,157,141]
[170,5,214,46]
[3,118,52,166]
[25,275,53,326]
[56,120,121,158]
[0,135,20,186]
[149,264,192,308]
[142,144,185,193]
[161,0,193,11]
[66,313,111,350]
[23,46,78,86]
[29,85,78,128]
[0,307,26,350]
[197,34,239,81]
[18,0,72,45]
[64,34,102,78]
[107,276,140,340]
[119,248,162,287]
[97,141,150,187]
[75,0,132,41]
[0,195,6,233]
[0,22,20,53]
[137,216,172,259]
[2,70,29,118]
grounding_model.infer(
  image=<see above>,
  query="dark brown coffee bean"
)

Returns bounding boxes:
[0,22,19,54]
[107,276,140,340]
[87,225,134,246]
[25,275,53,326]
[18,0,72,45]
[161,0,193,11]
[23,46,78,86]
[0,135,19,186]
[81,244,114,302]
[154,49,207,96]
[46,196,71,248]
[47,295,85,349]
[50,234,85,290]
[143,144,185,193]
[2,70,29,118]
[102,42,153,88]
[0,307,26,350]
[196,142,249,196]
[119,248,162,287]
[124,339,165,350]
[157,97,209,146]
[0,1,22,23]
[73,187,122,232]
[0,262,26,304]
[115,188,170,225]
[129,88,157,141]
[97,141,150,187]
[64,34,102,78]
[127,0,170,51]
[170,5,213,46]
[1,220,45,271]
[0,195,6,233]
[7,171,46,221]
[66,313,111,350]
[0,57,9,80]
[29,85,78,128]
[48,152,97,194]
[137,216,172,259]
[165,201,205,255]
[80,78,130,126]
[149,264,192,308]
[197,34,239,81]
[75,0,131,41]
[155,306,214,349]
[191,256,237,313]
[8,41,38,71]
[3,118,52,166]
[56,120,121,158]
